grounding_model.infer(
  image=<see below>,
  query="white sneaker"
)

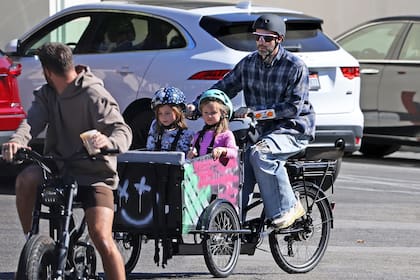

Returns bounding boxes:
[272,199,306,229]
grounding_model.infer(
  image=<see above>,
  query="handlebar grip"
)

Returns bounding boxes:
[14,148,31,161]
[99,148,120,155]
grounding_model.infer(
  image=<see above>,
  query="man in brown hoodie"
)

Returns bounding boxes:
[2,42,132,279]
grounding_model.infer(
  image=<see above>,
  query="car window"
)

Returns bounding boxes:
[399,23,420,60]
[92,14,186,53]
[283,29,338,52]
[337,22,405,60]
[200,18,338,52]
[22,12,187,56]
[23,16,91,56]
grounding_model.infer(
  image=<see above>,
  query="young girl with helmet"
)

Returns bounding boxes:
[187,89,238,160]
[146,87,194,154]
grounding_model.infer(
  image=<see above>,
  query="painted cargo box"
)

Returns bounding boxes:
[113,151,241,236]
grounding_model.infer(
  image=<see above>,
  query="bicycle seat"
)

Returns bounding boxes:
[288,149,306,160]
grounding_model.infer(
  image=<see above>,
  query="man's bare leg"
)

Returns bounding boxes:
[85,206,125,279]
[15,165,42,234]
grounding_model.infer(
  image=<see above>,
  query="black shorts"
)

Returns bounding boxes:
[76,186,114,210]
[21,164,114,210]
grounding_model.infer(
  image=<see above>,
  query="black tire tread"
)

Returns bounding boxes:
[269,183,331,274]
[202,203,241,278]
[16,235,56,280]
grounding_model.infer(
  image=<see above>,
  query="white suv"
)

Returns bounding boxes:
[4,1,363,153]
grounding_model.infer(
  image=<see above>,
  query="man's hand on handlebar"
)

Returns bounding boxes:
[1,142,28,162]
[234,107,252,118]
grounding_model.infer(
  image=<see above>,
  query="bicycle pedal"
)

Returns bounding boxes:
[260,227,274,237]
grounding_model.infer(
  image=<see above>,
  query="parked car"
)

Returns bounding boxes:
[336,16,420,157]
[4,1,363,156]
[0,49,25,145]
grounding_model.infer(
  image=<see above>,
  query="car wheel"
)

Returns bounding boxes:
[359,141,400,158]
[124,100,154,150]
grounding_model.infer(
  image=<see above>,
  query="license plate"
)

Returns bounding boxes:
[309,73,320,90]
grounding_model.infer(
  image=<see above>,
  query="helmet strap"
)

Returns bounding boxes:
[203,123,218,130]
[161,123,177,130]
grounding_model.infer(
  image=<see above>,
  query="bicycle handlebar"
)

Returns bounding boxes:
[13,147,121,171]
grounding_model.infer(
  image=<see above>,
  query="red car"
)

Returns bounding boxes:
[0,50,25,145]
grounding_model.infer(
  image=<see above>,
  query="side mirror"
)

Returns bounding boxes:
[4,39,19,55]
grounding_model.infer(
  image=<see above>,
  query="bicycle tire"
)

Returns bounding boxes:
[16,235,57,280]
[114,232,142,274]
[202,202,241,278]
[269,182,332,273]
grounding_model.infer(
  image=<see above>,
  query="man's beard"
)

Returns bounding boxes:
[257,45,275,61]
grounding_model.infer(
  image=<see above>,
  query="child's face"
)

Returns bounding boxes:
[201,101,222,126]
[157,104,177,127]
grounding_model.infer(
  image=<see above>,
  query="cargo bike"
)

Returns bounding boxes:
[113,116,344,277]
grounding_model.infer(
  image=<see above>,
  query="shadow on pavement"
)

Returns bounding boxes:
[0,176,15,195]
[344,152,420,168]
[126,272,210,279]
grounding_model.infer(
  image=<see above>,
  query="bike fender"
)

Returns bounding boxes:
[316,187,334,229]
[196,199,236,230]
[294,182,334,229]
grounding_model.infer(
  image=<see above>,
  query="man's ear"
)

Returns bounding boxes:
[278,35,284,43]
[43,67,51,78]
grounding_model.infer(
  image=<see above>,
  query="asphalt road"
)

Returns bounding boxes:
[0,150,419,280]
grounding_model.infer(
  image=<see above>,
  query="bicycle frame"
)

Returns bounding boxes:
[15,148,97,279]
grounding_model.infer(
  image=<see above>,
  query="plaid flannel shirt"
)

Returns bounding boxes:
[209,46,315,141]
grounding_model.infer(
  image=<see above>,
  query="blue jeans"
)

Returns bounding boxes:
[242,133,308,221]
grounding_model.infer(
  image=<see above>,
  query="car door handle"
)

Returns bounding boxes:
[360,68,380,75]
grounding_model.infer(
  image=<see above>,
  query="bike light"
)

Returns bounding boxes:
[41,186,65,206]
[253,109,276,120]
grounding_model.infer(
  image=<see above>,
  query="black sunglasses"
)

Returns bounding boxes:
[253,33,278,42]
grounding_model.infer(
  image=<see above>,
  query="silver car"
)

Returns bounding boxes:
[336,16,420,157]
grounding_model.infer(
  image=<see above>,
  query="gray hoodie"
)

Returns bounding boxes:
[10,67,132,189]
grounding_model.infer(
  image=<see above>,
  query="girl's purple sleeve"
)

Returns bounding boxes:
[218,130,238,158]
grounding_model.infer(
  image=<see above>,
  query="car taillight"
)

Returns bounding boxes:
[340,67,360,80]
[8,63,22,77]
[188,70,230,80]
[0,62,23,106]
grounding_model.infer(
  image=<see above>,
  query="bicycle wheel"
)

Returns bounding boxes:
[114,232,142,274]
[202,202,241,278]
[269,182,332,273]
[16,235,57,280]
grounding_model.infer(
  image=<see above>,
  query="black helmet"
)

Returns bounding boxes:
[252,14,286,37]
